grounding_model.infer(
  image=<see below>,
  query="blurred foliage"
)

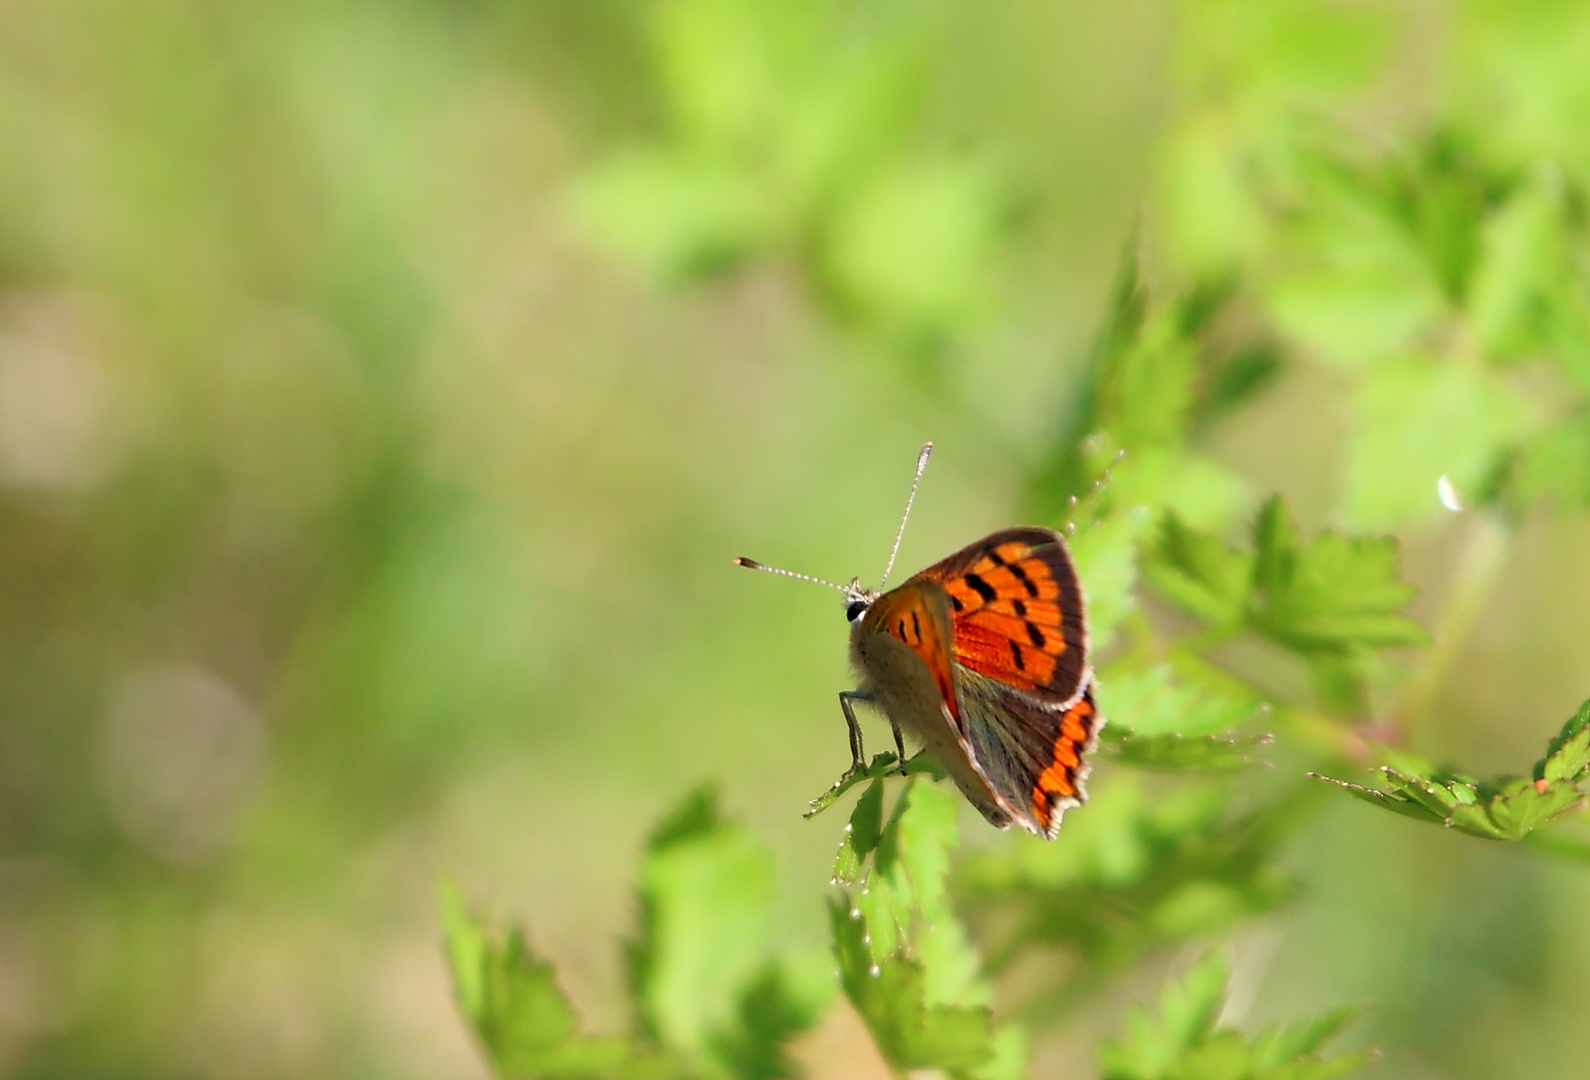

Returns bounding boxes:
[1101,953,1373,1080]
[445,790,828,1080]
[7,0,1590,1078]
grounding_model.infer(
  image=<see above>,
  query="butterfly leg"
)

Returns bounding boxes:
[890,720,908,775]
[838,690,870,775]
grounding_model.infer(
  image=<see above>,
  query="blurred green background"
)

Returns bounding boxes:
[3,0,1590,1077]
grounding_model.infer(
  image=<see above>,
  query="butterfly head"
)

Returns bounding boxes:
[842,579,878,624]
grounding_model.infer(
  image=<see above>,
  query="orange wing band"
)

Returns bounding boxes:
[1031,691,1098,828]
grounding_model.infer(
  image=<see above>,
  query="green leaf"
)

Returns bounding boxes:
[1101,953,1228,1079]
[1099,726,1273,772]
[708,956,832,1080]
[1102,954,1373,1080]
[1098,664,1259,738]
[830,897,994,1074]
[960,777,1298,986]
[1307,771,1448,827]
[832,778,885,885]
[1070,507,1152,653]
[442,886,669,1079]
[1248,496,1425,653]
[805,750,925,819]
[1538,698,1590,783]
[1469,165,1566,360]
[1448,777,1585,841]
[629,787,778,1060]
[1312,699,1590,842]
[1142,511,1254,628]
[856,778,961,967]
[1344,356,1534,529]
[959,1023,1028,1080]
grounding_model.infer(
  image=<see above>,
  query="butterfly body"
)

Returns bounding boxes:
[736,445,1103,839]
[847,581,1016,830]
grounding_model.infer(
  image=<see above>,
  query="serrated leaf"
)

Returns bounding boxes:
[1101,953,1228,1079]
[832,779,885,885]
[1098,664,1258,738]
[1070,508,1151,652]
[1250,1006,1363,1067]
[805,751,911,819]
[630,788,777,1058]
[1539,698,1590,782]
[1102,953,1372,1080]
[708,956,831,1080]
[960,777,1297,989]
[1449,778,1586,841]
[441,888,667,1079]
[958,1023,1027,1080]
[1376,766,1475,818]
[831,897,994,1074]
[1307,772,1448,825]
[1099,726,1272,772]
[1143,511,1253,627]
[1249,496,1425,652]
[1314,701,1590,843]
[856,778,960,967]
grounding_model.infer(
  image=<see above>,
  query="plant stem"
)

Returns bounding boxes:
[1390,512,1512,745]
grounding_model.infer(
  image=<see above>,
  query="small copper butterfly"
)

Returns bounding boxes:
[737,443,1102,838]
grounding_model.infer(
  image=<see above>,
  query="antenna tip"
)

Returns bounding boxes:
[733,557,759,568]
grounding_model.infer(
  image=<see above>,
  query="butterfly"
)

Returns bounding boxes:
[736,443,1102,838]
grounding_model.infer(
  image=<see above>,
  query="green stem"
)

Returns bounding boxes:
[1390,512,1512,745]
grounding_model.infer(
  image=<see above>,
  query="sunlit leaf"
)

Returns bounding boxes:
[1142,511,1253,628]
[1312,698,1590,842]
[1249,496,1425,652]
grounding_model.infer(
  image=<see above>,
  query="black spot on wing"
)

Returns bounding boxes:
[964,573,997,603]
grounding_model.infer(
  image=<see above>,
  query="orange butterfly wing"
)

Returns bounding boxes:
[915,527,1089,705]
[863,582,959,722]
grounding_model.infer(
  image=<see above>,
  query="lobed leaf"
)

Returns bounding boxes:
[1099,726,1273,773]
[959,778,1298,986]
[831,897,995,1075]
[1143,511,1253,628]
[1312,698,1590,842]
[1249,497,1425,652]
[1102,954,1374,1080]
[441,886,686,1080]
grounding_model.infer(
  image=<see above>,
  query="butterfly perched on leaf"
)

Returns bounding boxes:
[738,444,1102,838]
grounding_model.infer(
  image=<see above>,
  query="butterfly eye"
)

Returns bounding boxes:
[846,601,870,624]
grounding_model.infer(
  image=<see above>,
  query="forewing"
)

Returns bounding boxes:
[863,581,958,722]
[956,668,1103,838]
[916,527,1089,705]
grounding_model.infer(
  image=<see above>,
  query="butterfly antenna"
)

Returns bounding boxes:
[733,557,846,593]
[879,442,933,590]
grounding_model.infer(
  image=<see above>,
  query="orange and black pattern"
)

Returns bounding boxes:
[953,666,1101,838]
[865,582,957,719]
[917,527,1088,705]
[1030,688,1098,832]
